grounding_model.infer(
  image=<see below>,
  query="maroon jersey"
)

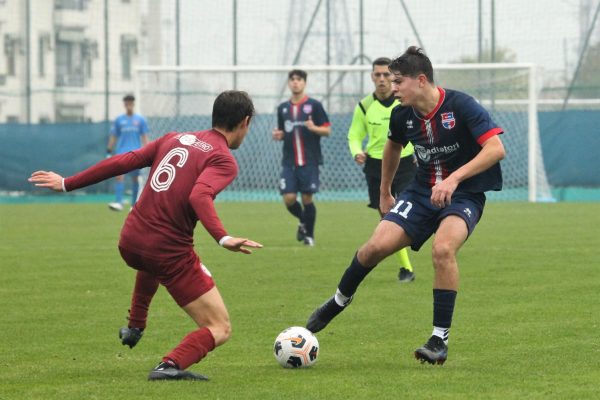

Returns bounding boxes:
[65,130,237,258]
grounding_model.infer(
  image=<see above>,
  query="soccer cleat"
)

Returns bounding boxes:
[414,335,448,365]
[108,202,124,211]
[398,267,415,283]
[296,223,307,241]
[148,362,209,381]
[303,236,315,247]
[306,295,352,333]
[119,327,144,349]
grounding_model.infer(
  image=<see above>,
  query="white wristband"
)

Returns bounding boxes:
[218,235,232,246]
[61,178,67,192]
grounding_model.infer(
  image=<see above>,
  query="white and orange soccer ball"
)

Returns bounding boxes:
[273,326,319,368]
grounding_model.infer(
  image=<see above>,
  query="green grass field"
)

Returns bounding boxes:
[1,201,599,399]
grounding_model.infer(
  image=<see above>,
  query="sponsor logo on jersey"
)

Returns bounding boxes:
[284,120,305,133]
[177,134,213,152]
[441,112,455,130]
[303,103,313,114]
[413,143,460,162]
[282,107,288,114]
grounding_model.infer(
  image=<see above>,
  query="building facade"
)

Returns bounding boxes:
[0,0,142,123]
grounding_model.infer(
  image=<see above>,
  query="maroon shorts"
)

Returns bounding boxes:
[118,246,215,307]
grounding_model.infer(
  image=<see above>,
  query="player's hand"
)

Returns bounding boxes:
[379,192,396,215]
[354,152,367,165]
[28,170,64,192]
[222,237,263,254]
[272,128,284,140]
[304,115,316,131]
[431,176,459,208]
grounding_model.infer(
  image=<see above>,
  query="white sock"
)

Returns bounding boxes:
[334,288,352,307]
[432,326,449,345]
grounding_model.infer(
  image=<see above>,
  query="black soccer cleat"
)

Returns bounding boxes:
[119,327,144,349]
[148,362,209,381]
[296,223,307,241]
[398,267,415,283]
[414,335,448,365]
[306,295,352,333]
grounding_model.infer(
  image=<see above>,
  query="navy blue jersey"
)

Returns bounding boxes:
[277,96,331,167]
[388,87,503,193]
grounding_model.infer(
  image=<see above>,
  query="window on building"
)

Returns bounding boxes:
[38,35,52,77]
[55,29,96,87]
[120,35,137,80]
[54,0,89,11]
[4,34,19,77]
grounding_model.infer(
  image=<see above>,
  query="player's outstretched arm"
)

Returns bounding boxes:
[28,171,65,192]
[221,237,263,254]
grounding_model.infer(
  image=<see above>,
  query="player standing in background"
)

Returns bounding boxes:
[272,69,331,246]
[348,57,417,283]
[106,94,150,211]
[306,47,505,365]
[29,91,263,381]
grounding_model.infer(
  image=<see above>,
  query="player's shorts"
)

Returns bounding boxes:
[382,183,486,251]
[364,154,417,209]
[118,246,215,307]
[279,165,320,194]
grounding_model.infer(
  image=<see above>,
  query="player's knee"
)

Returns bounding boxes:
[432,241,455,267]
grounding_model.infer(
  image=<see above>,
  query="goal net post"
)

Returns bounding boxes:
[135,63,552,202]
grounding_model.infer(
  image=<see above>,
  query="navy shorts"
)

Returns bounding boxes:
[383,184,486,251]
[279,165,320,194]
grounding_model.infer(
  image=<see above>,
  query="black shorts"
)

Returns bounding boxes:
[364,155,417,209]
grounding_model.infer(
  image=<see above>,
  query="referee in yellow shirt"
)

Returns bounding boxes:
[348,57,417,282]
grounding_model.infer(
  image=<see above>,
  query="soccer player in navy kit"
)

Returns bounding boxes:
[306,47,506,365]
[272,69,331,246]
[29,91,263,381]
[106,94,149,211]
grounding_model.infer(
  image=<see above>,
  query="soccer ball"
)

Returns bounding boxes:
[273,326,319,368]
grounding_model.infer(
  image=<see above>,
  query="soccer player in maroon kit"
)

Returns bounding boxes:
[29,90,262,381]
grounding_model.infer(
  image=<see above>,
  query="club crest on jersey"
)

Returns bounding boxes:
[441,112,455,129]
[303,104,313,114]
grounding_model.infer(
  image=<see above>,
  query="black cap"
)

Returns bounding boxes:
[123,94,135,102]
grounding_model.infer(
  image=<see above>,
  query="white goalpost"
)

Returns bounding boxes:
[135,63,552,202]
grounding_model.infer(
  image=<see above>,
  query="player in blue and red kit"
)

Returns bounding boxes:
[29,91,263,381]
[272,69,331,246]
[306,47,506,365]
[106,94,150,211]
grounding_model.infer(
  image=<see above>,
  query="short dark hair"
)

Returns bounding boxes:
[372,57,392,70]
[288,69,307,81]
[212,90,255,131]
[123,94,135,102]
[389,46,434,83]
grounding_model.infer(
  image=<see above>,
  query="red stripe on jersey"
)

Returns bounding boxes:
[321,122,331,127]
[477,127,503,145]
[291,95,309,106]
[422,87,446,120]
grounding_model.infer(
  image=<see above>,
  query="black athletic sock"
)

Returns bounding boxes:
[432,289,457,328]
[302,202,316,237]
[337,253,375,297]
[286,201,303,221]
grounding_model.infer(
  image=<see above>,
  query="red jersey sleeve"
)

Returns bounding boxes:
[188,152,238,243]
[64,139,160,191]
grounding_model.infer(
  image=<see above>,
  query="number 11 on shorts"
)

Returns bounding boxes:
[390,200,413,219]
